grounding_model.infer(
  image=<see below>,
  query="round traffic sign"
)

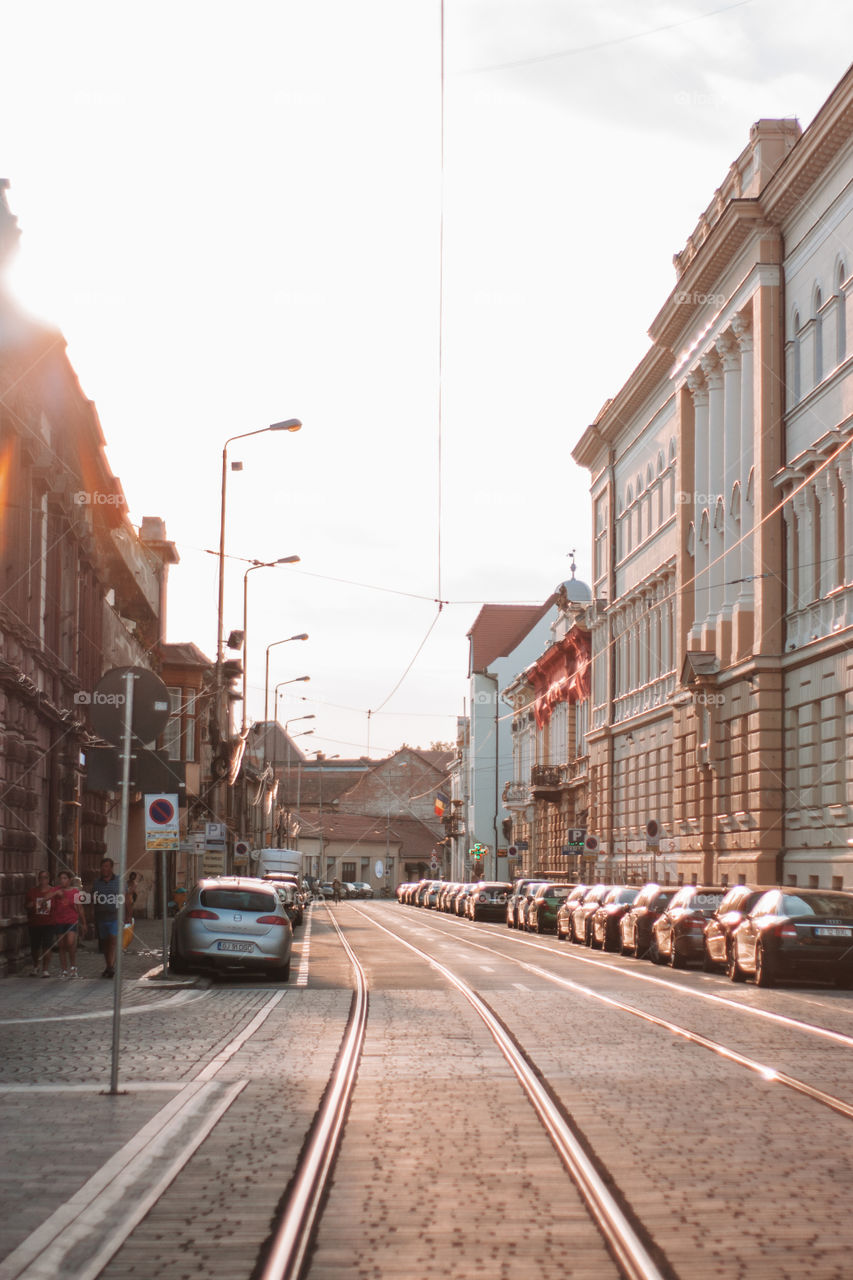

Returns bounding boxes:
[90,667,172,746]
[148,797,175,825]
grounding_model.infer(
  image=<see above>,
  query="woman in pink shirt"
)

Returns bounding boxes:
[25,871,56,976]
[51,871,87,979]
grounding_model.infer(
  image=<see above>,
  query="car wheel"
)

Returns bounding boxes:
[274,959,291,982]
[754,942,775,988]
[669,934,685,968]
[535,919,543,935]
[648,935,664,965]
[168,944,189,974]
[834,971,853,989]
[701,946,715,973]
[728,943,746,983]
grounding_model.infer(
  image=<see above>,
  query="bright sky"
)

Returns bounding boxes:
[3,2,852,758]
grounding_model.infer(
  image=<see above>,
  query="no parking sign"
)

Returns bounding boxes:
[144,793,180,851]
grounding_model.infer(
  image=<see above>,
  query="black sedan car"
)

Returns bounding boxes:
[619,884,677,958]
[702,884,765,971]
[729,889,853,987]
[466,881,513,923]
[590,886,639,951]
[651,885,726,967]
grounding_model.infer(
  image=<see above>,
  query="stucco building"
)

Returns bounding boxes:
[573,68,853,888]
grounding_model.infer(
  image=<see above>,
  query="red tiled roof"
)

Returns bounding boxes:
[467,600,555,673]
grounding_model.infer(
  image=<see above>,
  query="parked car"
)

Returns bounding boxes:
[262,873,304,926]
[270,881,303,930]
[318,882,335,900]
[556,885,588,940]
[590,886,639,951]
[729,889,853,987]
[466,881,513,923]
[169,877,293,979]
[570,884,611,945]
[651,885,726,967]
[702,885,765,971]
[619,885,677,958]
[526,883,574,934]
[419,880,444,908]
[516,881,549,931]
[350,881,374,898]
[455,884,476,916]
[439,883,464,912]
[506,879,543,929]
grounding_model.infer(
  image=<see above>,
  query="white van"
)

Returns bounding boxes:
[250,848,303,879]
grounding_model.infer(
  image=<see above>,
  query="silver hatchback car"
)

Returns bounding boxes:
[169,877,293,979]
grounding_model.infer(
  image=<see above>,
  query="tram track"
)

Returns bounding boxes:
[258,903,672,1280]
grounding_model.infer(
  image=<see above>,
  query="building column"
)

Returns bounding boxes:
[792,484,817,608]
[687,369,709,643]
[717,330,741,618]
[837,450,853,588]
[814,468,838,599]
[782,496,797,637]
[701,349,725,632]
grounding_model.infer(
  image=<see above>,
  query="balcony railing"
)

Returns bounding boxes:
[530,764,562,789]
[503,780,531,808]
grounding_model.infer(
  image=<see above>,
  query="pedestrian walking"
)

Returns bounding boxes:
[51,870,87,978]
[25,870,56,977]
[90,857,121,978]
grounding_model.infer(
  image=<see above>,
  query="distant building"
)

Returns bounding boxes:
[461,593,569,881]
[502,575,592,878]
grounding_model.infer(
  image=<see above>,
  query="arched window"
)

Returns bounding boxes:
[837,261,847,363]
[814,286,823,384]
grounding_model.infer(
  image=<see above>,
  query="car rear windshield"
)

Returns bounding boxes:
[200,889,278,913]
[781,893,853,918]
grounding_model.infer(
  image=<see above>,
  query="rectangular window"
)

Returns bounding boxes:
[342,862,356,881]
[162,687,182,760]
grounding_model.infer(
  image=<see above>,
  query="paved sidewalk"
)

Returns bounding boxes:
[0,919,191,1021]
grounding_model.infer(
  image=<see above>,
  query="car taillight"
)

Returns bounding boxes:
[187,909,219,919]
[774,922,798,941]
[256,915,289,926]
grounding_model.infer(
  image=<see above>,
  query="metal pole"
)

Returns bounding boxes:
[161,847,169,977]
[109,669,135,1095]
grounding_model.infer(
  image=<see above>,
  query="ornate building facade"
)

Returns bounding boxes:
[574,72,853,888]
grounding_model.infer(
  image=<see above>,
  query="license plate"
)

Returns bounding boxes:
[217,940,254,953]
[815,927,852,938]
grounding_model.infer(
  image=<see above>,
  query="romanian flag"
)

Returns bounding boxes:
[434,790,449,819]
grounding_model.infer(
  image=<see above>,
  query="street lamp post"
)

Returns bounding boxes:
[212,419,301,825]
[270,714,316,843]
[241,558,300,734]
[216,420,301,666]
[264,634,309,747]
[278,728,315,848]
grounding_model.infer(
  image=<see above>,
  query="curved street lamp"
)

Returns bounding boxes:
[241,558,300,732]
[264,633,309,734]
[216,419,301,665]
